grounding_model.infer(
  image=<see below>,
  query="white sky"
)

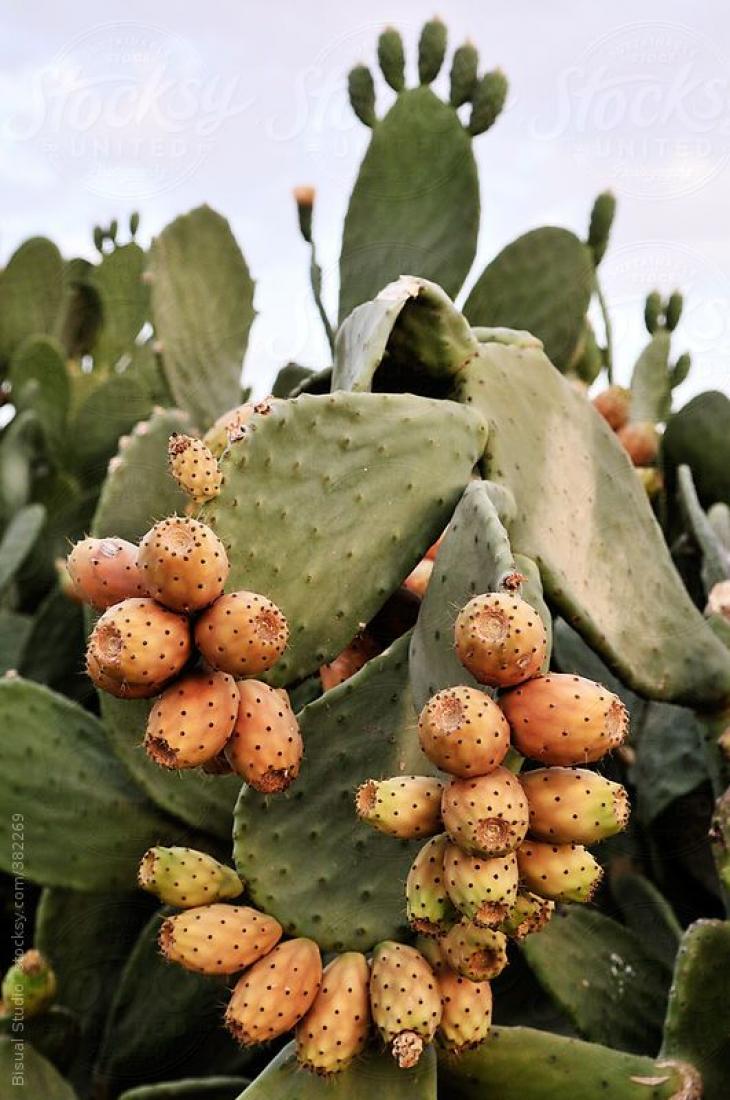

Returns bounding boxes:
[2,0,729,400]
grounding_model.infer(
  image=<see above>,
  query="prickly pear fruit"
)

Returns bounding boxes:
[499,890,555,940]
[168,434,222,502]
[403,558,433,599]
[370,941,442,1069]
[520,767,630,844]
[406,834,458,937]
[637,466,663,497]
[1,950,56,1018]
[144,671,239,769]
[86,597,191,696]
[517,840,603,903]
[320,631,380,691]
[159,904,282,975]
[67,537,148,609]
[138,516,228,613]
[195,590,289,677]
[616,421,659,467]
[203,401,255,458]
[444,844,519,927]
[138,846,243,907]
[296,952,370,1076]
[441,768,529,856]
[225,680,303,792]
[436,968,492,1054]
[454,593,547,688]
[592,385,631,431]
[356,776,445,839]
[425,531,446,561]
[418,686,510,778]
[441,917,508,981]
[500,674,628,766]
[225,938,322,1045]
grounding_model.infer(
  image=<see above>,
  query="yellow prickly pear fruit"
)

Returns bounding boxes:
[225,938,322,1045]
[159,904,281,975]
[144,671,239,770]
[499,890,555,940]
[355,776,445,839]
[195,590,289,677]
[406,834,458,938]
[225,680,303,793]
[138,516,229,613]
[137,846,243,908]
[440,917,509,981]
[295,952,370,1075]
[168,433,221,502]
[370,941,442,1069]
[520,767,630,845]
[441,768,529,856]
[443,844,519,927]
[418,686,510,778]
[436,968,492,1054]
[454,593,547,688]
[517,840,603,903]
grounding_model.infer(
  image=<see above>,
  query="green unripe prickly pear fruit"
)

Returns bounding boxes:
[449,41,479,107]
[168,434,222,503]
[377,27,405,91]
[1,950,56,1019]
[592,385,631,431]
[296,952,371,1075]
[144,671,239,770]
[441,768,529,856]
[454,592,547,688]
[444,844,519,926]
[571,323,604,386]
[670,351,691,389]
[370,941,442,1069]
[665,291,683,332]
[418,18,447,84]
[436,968,492,1053]
[499,890,555,940]
[129,211,140,238]
[293,185,315,244]
[517,840,603,903]
[644,291,663,334]
[587,191,616,266]
[226,939,322,1045]
[138,846,243,907]
[356,775,445,839]
[406,834,458,937]
[500,673,629,766]
[418,686,511,777]
[468,70,508,136]
[348,65,377,128]
[520,767,630,845]
[138,516,229,613]
[441,917,509,981]
[160,904,282,975]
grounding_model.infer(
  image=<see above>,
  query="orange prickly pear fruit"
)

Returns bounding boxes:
[370,941,442,1069]
[436,967,492,1054]
[138,516,228,613]
[225,938,322,1045]
[499,890,555,940]
[225,680,303,793]
[454,592,547,687]
[592,386,631,431]
[86,597,191,697]
[517,840,603,903]
[144,671,239,769]
[159,904,282,975]
[443,844,519,927]
[616,421,659,467]
[138,846,243,907]
[295,952,370,1075]
[67,537,148,609]
[320,631,380,691]
[168,433,222,502]
[440,917,509,981]
[403,558,433,599]
[441,768,529,856]
[355,776,445,839]
[520,767,630,844]
[418,686,510,778]
[406,834,458,937]
[195,590,289,677]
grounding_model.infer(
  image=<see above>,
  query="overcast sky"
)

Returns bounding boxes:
[2,0,729,401]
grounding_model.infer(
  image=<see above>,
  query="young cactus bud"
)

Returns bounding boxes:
[500,674,628,766]
[499,890,555,940]
[441,768,529,857]
[436,968,492,1054]
[356,776,445,839]
[670,351,691,389]
[616,422,659,467]
[203,401,256,458]
[441,917,509,981]
[587,191,616,266]
[644,291,663,334]
[109,218,118,243]
[226,680,303,793]
[195,590,289,677]
[86,597,191,697]
[450,41,479,107]
[1,950,56,1019]
[225,939,322,1045]
[444,844,519,927]
[377,27,405,92]
[348,65,377,128]
[138,516,229,613]
[517,840,603,903]
[296,952,370,1075]
[406,834,458,937]
[665,291,683,332]
[418,686,510,778]
[592,386,631,431]
[520,767,630,845]
[93,225,104,253]
[418,17,447,84]
[468,70,508,135]
[138,846,243,907]
[159,904,282,975]
[67,537,148,609]
[370,941,442,1069]
[144,671,239,769]
[454,592,547,688]
[167,434,221,503]
[129,211,140,238]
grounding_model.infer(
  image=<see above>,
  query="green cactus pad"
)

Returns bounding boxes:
[69,376,152,483]
[463,227,595,371]
[0,503,45,594]
[0,1037,78,1099]
[439,1027,694,1099]
[661,919,730,1099]
[0,677,183,890]
[91,242,149,366]
[149,205,255,426]
[611,874,681,973]
[0,237,65,368]
[0,1006,80,1077]
[201,391,486,685]
[677,465,730,592]
[237,1039,436,1099]
[9,337,69,457]
[455,341,730,707]
[0,609,32,674]
[522,906,671,1055]
[234,633,438,950]
[630,331,673,423]
[663,391,730,509]
[377,27,405,92]
[271,362,314,398]
[119,1080,251,1100]
[19,588,87,703]
[409,480,517,709]
[339,85,479,322]
[348,65,377,128]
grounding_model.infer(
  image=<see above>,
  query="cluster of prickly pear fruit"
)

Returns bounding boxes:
[356,589,631,1064]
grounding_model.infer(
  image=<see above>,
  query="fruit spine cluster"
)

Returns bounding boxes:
[356,589,630,1068]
